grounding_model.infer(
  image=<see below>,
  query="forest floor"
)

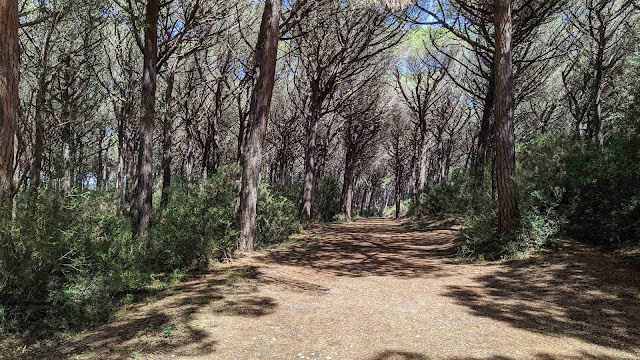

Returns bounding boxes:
[15,218,640,360]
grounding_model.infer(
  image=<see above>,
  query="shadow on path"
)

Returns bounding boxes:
[264,218,458,278]
[443,241,640,352]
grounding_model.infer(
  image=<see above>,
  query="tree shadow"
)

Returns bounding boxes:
[443,241,640,353]
[264,219,459,278]
[18,265,279,360]
[369,350,637,360]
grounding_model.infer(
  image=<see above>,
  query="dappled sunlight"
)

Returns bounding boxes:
[264,218,460,278]
[443,241,640,352]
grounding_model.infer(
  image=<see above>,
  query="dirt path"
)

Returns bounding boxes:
[28,218,640,360]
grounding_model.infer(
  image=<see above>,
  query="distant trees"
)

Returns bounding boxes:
[288,2,403,223]
[3,0,638,250]
[395,49,448,197]
[563,0,637,142]
[338,82,384,222]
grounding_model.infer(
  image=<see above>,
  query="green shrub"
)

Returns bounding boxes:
[312,176,342,223]
[256,183,300,246]
[458,135,573,259]
[565,135,640,247]
[0,165,303,334]
[151,165,239,270]
[0,191,139,331]
[411,170,473,216]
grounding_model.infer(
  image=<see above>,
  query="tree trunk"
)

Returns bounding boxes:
[31,77,46,192]
[341,151,355,222]
[359,185,369,217]
[589,21,605,143]
[302,97,321,224]
[135,0,160,241]
[493,0,518,233]
[61,55,73,191]
[237,0,282,253]
[416,129,428,195]
[474,62,496,172]
[0,0,18,216]
[161,70,176,209]
[184,112,194,188]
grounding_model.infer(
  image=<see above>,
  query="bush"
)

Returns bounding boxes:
[0,191,139,331]
[312,176,342,223]
[565,135,640,248]
[458,135,573,259]
[411,170,474,216]
[256,183,300,246]
[0,165,302,333]
[151,165,239,270]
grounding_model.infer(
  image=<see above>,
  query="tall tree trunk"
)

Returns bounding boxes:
[302,97,321,224]
[0,0,18,217]
[341,151,355,222]
[359,185,369,217]
[161,70,176,209]
[416,128,428,195]
[97,131,105,190]
[31,77,46,192]
[135,0,160,241]
[237,0,282,253]
[590,21,605,143]
[474,63,496,172]
[61,55,73,191]
[116,108,126,190]
[184,110,194,188]
[493,0,518,233]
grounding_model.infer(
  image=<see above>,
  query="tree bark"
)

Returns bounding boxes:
[302,97,321,224]
[135,0,160,241]
[0,0,18,216]
[160,69,176,209]
[61,55,73,191]
[341,149,356,222]
[237,0,282,253]
[493,0,518,233]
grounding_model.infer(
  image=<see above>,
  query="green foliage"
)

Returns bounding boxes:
[411,170,473,216]
[151,165,240,270]
[458,135,574,260]
[312,176,342,223]
[565,135,640,247]
[0,191,140,331]
[0,165,303,333]
[256,183,300,247]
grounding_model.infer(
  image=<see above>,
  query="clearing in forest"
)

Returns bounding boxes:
[26,218,640,360]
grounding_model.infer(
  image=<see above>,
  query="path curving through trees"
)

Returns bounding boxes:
[33,218,640,360]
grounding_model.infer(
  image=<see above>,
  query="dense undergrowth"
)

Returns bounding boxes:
[411,133,640,260]
[0,166,301,334]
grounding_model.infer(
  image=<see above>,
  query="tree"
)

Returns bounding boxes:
[237,0,282,253]
[289,2,403,224]
[339,83,384,222]
[134,0,160,241]
[0,0,18,217]
[563,0,637,142]
[493,0,518,233]
[394,47,448,197]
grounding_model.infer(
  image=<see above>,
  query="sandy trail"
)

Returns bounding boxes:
[29,218,640,360]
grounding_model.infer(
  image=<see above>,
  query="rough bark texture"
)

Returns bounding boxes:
[135,0,160,241]
[341,151,356,222]
[0,0,18,215]
[237,0,281,253]
[493,0,518,233]
[161,70,176,209]
[302,98,321,224]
